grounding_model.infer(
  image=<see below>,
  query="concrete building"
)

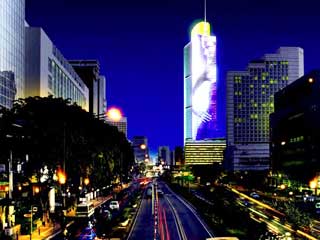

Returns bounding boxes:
[25,27,89,111]
[0,0,25,108]
[226,47,304,171]
[158,146,170,165]
[185,139,226,165]
[271,70,320,184]
[69,60,106,116]
[98,75,107,117]
[132,136,149,163]
[106,116,127,137]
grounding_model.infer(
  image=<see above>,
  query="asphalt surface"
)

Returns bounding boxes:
[127,193,154,240]
[128,181,214,240]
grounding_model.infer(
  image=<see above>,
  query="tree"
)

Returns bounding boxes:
[0,97,134,191]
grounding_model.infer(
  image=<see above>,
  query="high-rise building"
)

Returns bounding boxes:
[105,107,127,137]
[25,27,89,110]
[158,146,170,165]
[271,71,320,184]
[69,60,106,115]
[98,75,107,116]
[132,136,149,163]
[106,116,127,137]
[184,21,221,142]
[226,47,304,171]
[0,0,25,108]
[185,139,226,165]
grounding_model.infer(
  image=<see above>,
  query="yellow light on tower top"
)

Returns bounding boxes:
[107,107,123,122]
[191,21,211,38]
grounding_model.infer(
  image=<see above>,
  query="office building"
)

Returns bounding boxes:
[69,60,106,116]
[106,116,127,137]
[226,47,304,171]
[98,75,107,117]
[184,21,222,142]
[158,146,170,165]
[271,71,320,183]
[0,0,25,108]
[185,139,226,165]
[25,27,89,111]
[132,136,149,163]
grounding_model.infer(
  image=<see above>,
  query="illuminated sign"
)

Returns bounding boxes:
[191,22,217,140]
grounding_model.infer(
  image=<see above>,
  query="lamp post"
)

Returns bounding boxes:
[310,178,318,196]
[58,170,66,211]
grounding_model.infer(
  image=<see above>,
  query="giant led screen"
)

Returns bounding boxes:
[191,32,217,140]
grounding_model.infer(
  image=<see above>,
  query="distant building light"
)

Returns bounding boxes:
[140,144,146,150]
[281,141,286,146]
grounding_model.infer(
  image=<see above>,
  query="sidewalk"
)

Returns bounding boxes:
[18,222,61,240]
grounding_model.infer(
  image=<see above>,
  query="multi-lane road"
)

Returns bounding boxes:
[128,181,214,240]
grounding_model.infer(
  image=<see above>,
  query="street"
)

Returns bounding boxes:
[128,181,214,240]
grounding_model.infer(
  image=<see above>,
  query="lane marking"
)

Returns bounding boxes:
[165,195,187,240]
[165,184,214,238]
[126,192,145,240]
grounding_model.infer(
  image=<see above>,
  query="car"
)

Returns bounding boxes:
[250,192,260,199]
[109,201,120,210]
[157,189,164,197]
[146,187,152,198]
[100,208,112,220]
[77,226,96,240]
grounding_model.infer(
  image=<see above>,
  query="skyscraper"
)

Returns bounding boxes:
[226,47,304,171]
[106,116,127,137]
[158,146,170,165]
[0,0,25,108]
[25,27,89,111]
[132,136,149,163]
[184,21,220,142]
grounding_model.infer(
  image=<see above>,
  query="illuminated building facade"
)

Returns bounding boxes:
[132,136,149,163]
[69,60,105,115]
[184,139,226,165]
[25,27,89,111]
[184,21,220,142]
[226,47,304,171]
[0,0,25,108]
[271,71,320,183]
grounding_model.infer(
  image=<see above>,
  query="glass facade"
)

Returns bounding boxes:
[226,47,304,171]
[233,61,289,143]
[48,57,87,109]
[0,0,25,108]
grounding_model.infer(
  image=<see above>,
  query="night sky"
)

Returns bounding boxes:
[26,0,320,153]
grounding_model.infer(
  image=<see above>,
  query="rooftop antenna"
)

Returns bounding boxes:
[204,0,207,22]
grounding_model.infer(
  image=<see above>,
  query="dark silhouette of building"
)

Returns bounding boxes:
[271,70,320,183]
[69,60,106,115]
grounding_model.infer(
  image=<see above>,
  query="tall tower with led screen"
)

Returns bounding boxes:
[184,21,218,142]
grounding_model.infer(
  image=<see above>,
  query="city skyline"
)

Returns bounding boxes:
[26,0,320,150]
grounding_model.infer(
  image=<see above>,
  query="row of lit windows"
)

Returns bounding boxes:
[289,136,304,143]
[48,59,86,109]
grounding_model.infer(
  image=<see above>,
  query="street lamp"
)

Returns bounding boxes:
[84,177,90,187]
[310,178,318,195]
[58,170,66,213]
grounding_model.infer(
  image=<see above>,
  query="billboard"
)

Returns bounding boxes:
[191,32,217,140]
